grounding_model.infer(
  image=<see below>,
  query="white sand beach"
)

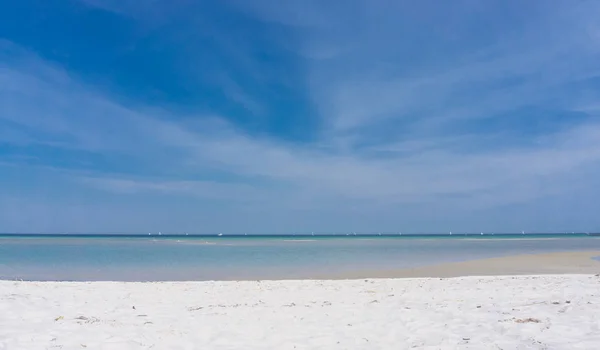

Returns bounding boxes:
[1,272,600,349]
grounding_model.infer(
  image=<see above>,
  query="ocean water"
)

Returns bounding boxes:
[1,234,599,281]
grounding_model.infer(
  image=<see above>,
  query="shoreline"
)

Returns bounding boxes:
[1,250,599,283]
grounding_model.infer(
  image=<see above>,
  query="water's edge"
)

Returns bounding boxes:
[2,236,600,282]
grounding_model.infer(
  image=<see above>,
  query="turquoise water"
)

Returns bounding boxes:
[1,235,599,281]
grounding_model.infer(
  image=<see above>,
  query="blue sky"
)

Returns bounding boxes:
[1,0,600,233]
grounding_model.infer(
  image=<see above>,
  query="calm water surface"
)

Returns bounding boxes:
[1,235,599,281]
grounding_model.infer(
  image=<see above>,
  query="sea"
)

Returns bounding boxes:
[1,233,599,281]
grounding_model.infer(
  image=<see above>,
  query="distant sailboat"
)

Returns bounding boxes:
[218,233,223,237]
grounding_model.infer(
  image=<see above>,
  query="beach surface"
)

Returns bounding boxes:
[1,276,600,349]
[1,251,600,349]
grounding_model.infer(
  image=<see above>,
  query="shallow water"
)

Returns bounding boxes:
[1,235,599,281]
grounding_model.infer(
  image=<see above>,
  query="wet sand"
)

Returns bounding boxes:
[332,250,600,279]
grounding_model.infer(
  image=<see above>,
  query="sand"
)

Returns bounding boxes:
[339,250,600,279]
[1,252,600,349]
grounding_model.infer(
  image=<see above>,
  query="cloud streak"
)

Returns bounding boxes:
[2,1,600,232]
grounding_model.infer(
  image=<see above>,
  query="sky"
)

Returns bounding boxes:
[1,0,600,234]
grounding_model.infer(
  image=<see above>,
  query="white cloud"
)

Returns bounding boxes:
[3,0,600,232]
[78,176,272,202]
[3,41,600,209]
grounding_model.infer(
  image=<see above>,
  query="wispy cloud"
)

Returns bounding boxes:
[295,2,600,137]
[2,1,600,232]
[79,176,272,203]
[3,46,599,203]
